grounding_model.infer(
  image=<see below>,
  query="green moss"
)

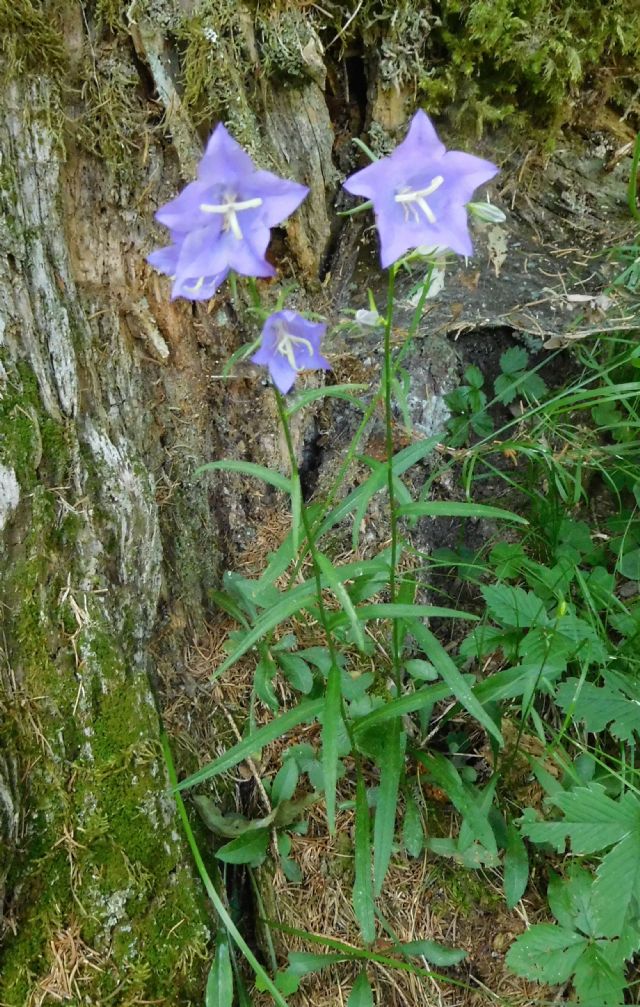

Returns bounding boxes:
[0,0,66,81]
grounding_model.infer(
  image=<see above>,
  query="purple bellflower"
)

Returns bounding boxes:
[148,124,309,300]
[343,110,499,268]
[251,310,330,394]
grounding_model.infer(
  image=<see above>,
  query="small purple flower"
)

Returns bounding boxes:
[343,110,499,268]
[148,124,309,300]
[251,310,330,394]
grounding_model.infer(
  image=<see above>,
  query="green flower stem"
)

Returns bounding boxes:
[289,262,436,582]
[628,130,640,222]
[383,264,402,689]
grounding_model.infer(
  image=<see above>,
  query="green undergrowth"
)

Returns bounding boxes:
[0,359,210,1005]
[176,310,640,1006]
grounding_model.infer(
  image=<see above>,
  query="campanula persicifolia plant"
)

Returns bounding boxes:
[148,113,581,1006]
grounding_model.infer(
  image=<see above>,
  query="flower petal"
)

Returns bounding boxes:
[244,171,309,227]
[199,122,254,180]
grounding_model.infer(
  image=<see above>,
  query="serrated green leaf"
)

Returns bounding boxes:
[206,935,234,1007]
[592,831,640,937]
[373,719,405,895]
[215,828,269,866]
[348,971,373,1007]
[196,459,292,493]
[481,584,548,628]
[397,501,528,525]
[499,346,529,375]
[572,943,627,1007]
[556,677,640,743]
[504,822,528,909]
[505,925,586,984]
[354,771,375,944]
[521,785,638,854]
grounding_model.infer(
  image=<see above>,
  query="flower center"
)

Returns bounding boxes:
[394,176,444,225]
[199,192,263,239]
[275,325,314,371]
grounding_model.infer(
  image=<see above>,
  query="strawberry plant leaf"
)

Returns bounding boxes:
[505,924,587,983]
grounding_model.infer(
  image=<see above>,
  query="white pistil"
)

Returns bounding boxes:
[199,195,263,240]
[184,276,205,292]
[275,326,314,371]
[395,175,444,224]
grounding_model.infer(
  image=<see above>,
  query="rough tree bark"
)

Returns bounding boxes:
[0,3,343,1002]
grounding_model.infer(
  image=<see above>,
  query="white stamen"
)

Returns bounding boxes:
[275,326,314,371]
[199,195,263,240]
[395,175,444,224]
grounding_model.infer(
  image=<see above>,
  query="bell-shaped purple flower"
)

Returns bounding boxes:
[343,110,499,268]
[251,310,331,394]
[148,124,309,301]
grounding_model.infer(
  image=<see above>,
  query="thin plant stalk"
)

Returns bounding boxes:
[382,264,402,688]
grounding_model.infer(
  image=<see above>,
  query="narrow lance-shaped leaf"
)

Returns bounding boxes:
[196,459,292,493]
[316,551,366,651]
[373,719,405,896]
[353,770,375,944]
[177,698,323,790]
[348,971,373,1007]
[322,659,342,835]
[410,622,502,745]
[397,500,528,525]
[206,934,234,1007]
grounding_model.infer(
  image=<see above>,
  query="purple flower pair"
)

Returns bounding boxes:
[148,112,499,392]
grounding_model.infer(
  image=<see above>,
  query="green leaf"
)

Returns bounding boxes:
[410,622,503,745]
[215,828,269,866]
[572,944,628,1007]
[196,459,292,493]
[505,925,587,984]
[349,602,477,622]
[480,584,548,628]
[206,935,234,1007]
[286,384,368,416]
[556,676,640,743]
[316,551,366,651]
[317,436,441,541]
[499,346,529,375]
[287,952,347,977]
[277,653,314,694]
[402,793,424,858]
[504,821,528,909]
[353,771,375,944]
[348,971,373,1007]
[619,547,640,580]
[522,785,640,937]
[397,501,528,526]
[373,719,406,895]
[322,659,342,836]
[272,760,299,805]
[177,698,323,790]
[396,940,466,966]
[353,682,452,736]
[417,752,497,854]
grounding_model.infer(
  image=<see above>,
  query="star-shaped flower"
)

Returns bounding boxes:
[251,310,330,394]
[343,110,499,268]
[148,124,309,300]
